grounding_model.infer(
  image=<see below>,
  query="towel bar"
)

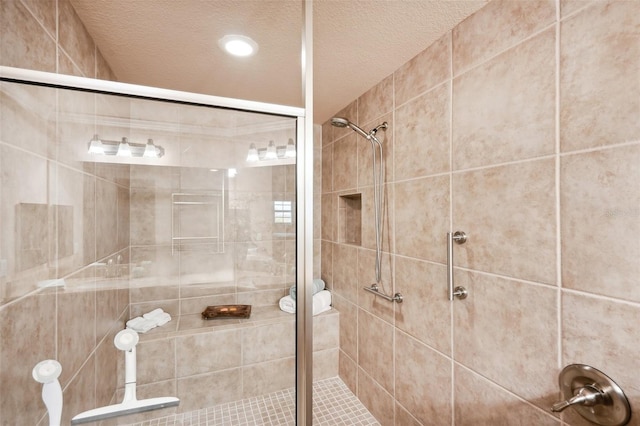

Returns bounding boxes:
[363,284,403,303]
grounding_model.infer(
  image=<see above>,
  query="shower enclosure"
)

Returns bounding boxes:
[0,66,323,424]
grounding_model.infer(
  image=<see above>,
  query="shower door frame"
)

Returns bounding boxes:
[0,64,314,423]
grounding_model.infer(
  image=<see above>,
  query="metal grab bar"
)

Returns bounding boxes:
[447,231,468,300]
[363,283,403,303]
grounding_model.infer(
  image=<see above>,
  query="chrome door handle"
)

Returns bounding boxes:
[447,231,467,301]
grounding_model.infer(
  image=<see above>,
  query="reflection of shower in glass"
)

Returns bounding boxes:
[331,117,387,285]
[71,329,179,424]
[245,138,296,163]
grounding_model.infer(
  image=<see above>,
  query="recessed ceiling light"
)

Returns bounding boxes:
[218,35,258,57]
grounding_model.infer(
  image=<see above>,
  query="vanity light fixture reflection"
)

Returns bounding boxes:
[87,135,165,158]
[245,139,296,163]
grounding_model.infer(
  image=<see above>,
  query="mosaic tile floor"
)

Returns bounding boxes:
[127,377,380,426]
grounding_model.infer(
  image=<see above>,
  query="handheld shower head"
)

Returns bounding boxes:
[330,117,349,128]
[331,116,370,139]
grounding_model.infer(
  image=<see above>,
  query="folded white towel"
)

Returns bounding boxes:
[143,308,164,319]
[153,312,172,327]
[127,309,172,333]
[279,290,332,316]
[126,316,155,333]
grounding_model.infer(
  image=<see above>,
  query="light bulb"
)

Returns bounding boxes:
[265,140,277,160]
[143,139,158,158]
[246,143,259,162]
[117,138,132,157]
[285,138,296,158]
[88,135,104,155]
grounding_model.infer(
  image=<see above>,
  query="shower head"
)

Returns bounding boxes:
[330,117,371,140]
[330,117,349,128]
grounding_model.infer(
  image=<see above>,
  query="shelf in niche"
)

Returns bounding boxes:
[338,193,361,246]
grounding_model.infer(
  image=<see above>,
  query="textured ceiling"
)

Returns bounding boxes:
[69,0,488,123]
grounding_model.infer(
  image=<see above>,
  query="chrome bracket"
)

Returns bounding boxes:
[447,231,468,301]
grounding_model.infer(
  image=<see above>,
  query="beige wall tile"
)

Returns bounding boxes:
[332,243,359,303]
[395,83,450,179]
[320,241,333,289]
[0,292,56,425]
[357,368,394,426]
[453,0,556,74]
[61,354,96,426]
[395,403,422,426]
[562,292,640,421]
[395,33,450,107]
[453,159,557,284]
[560,0,598,17]
[333,294,358,362]
[243,321,294,364]
[176,329,242,377]
[96,180,119,259]
[395,330,452,426]
[95,329,120,407]
[333,133,359,192]
[313,348,339,380]
[1,82,56,159]
[358,309,394,393]
[242,357,295,398]
[561,145,640,301]
[453,29,555,170]
[454,366,559,426]
[0,0,56,72]
[394,175,450,263]
[560,1,640,152]
[313,311,339,351]
[395,256,450,355]
[322,144,333,193]
[177,368,242,412]
[133,339,176,385]
[21,0,56,38]
[96,288,119,344]
[338,349,357,394]
[58,0,95,77]
[358,74,394,125]
[454,271,558,407]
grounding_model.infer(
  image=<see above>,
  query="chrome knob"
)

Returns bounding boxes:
[551,385,603,412]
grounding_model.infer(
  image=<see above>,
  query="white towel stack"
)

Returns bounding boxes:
[279,290,332,316]
[126,308,172,333]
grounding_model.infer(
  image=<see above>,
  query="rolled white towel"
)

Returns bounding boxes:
[279,290,332,316]
[279,295,296,314]
[141,308,172,328]
[312,290,332,315]
[126,316,155,333]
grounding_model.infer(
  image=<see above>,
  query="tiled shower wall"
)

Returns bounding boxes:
[321,1,639,425]
[0,0,128,425]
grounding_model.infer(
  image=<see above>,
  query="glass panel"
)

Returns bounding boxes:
[0,78,298,424]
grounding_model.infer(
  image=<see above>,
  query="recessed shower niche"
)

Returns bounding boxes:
[338,193,362,245]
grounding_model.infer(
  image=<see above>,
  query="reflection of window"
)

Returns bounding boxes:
[274,200,292,224]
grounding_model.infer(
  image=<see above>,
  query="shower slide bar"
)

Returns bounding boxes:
[447,231,468,300]
[363,283,403,303]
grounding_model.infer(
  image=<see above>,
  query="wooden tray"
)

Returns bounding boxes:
[202,304,251,320]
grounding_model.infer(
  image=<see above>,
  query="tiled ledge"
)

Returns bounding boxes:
[137,304,337,342]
